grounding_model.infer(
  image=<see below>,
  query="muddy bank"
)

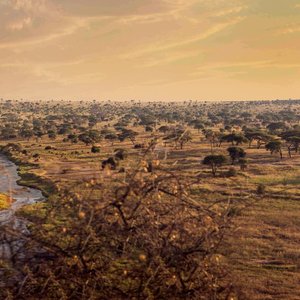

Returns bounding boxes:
[0,154,46,262]
[0,154,44,225]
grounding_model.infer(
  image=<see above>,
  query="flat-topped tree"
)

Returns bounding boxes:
[138,114,156,128]
[202,129,219,148]
[267,122,288,134]
[88,116,97,128]
[280,130,300,157]
[158,125,170,133]
[19,128,34,140]
[104,133,118,146]
[202,154,227,176]
[163,127,192,149]
[48,130,57,140]
[243,129,272,149]
[114,148,127,160]
[78,130,101,145]
[265,140,283,159]
[177,130,192,149]
[189,119,204,132]
[118,128,138,145]
[221,133,248,146]
[227,147,246,164]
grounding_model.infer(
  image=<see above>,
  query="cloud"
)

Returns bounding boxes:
[0,0,65,48]
[7,16,32,31]
[8,0,48,14]
[1,0,300,100]
[118,0,200,24]
[121,17,244,59]
[190,60,300,81]
[51,0,171,17]
[138,50,200,68]
[277,24,300,35]
[0,17,89,49]
[213,6,247,17]
[0,58,91,86]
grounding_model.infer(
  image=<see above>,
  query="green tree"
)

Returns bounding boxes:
[118,129,138,145]
[105,133,118,146]
[227,147,246,164]
[265,140,283,159]
[221,133,248,146]
[91,146,101,153]
[202,154,227,176]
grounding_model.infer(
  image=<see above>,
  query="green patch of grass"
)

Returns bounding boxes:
[17,172,56,197]
[17,202,48,222]
[252,172,300,186]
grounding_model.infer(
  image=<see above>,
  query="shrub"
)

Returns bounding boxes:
[257,184,266,195]
[114,149,127,160]
[134,143,144,149]
[102,157,118,170]
[91,146,101,153]
[2,165,238,299]
[226,167,237,177]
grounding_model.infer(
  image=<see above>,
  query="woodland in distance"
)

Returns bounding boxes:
[0,98,300,299]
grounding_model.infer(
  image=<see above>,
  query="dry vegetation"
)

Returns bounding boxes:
[0,99,300,299]
[0,194,10,210]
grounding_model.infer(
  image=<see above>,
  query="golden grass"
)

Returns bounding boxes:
[0,193,10,210]
[3,127,300,299]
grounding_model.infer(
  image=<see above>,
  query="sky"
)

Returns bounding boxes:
[1,0,300,101]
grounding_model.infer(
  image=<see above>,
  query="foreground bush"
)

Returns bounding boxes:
[1,161,238,299]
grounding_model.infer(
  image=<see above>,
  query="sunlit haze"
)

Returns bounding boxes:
[1,0,300,100]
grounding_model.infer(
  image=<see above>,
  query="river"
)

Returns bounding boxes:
[0,154,44,259]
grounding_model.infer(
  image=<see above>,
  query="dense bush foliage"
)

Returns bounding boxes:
[1,161,237,299]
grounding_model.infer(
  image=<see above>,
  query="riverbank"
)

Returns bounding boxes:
[0,144,56,199]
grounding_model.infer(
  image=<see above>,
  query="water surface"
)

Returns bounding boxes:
[0,154,44,225]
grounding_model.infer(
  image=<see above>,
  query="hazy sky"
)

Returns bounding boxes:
[1,0,300,101]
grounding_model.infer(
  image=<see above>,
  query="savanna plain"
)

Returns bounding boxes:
[0,99,300,299]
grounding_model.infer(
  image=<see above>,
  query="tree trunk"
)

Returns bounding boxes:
[211,164,216,176]
[288,146,292,158]
[257,140,261,149]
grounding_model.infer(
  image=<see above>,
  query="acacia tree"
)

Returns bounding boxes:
[280,130,300,158]
[118,128,139,145]
[221,133,248,146]
[265,140,283,159]
[227,147,246,165]
[177,130,192,149]
[163,128,192,149]
[202,129,217,149]
[19,128,34,140]
[244,129,272,149]
[267,122,288,134]
[202,154,227,176]
[1,125,17,140]
[78,130,101,145]
[105,133,118,146]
